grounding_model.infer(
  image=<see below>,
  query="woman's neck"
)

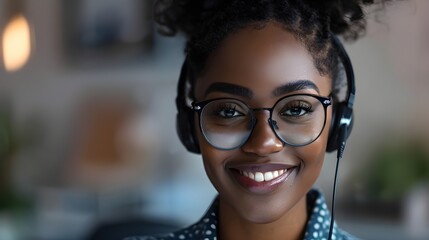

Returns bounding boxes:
[218,196,308,240]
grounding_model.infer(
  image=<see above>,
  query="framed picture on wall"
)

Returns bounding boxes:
[62,0,155,67]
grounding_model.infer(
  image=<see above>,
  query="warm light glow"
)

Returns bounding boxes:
[2,14,32,72]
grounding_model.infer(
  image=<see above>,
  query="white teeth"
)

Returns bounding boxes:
[240,169,289,182]
[264,172,273,181]
[273,171,279,178]
[255,172,264,182]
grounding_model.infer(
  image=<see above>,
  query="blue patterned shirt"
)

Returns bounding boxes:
[122,189,357,240]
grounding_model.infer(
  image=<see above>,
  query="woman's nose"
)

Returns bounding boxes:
[241,111,284,156]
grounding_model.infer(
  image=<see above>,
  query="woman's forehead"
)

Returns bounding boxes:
[195,22,331,100]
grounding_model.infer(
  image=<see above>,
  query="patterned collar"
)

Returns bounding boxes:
[123,189,357,240]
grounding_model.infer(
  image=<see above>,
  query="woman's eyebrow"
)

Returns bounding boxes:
[272,80,320,96]
[204,82,254,98]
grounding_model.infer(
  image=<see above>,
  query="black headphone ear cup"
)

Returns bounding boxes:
[326,102,340,152]
[176,106,201,154]
[175,58,201,154]
[327,102,353,152]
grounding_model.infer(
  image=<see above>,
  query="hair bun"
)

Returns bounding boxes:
[306,0,387,40]
[154,0,227,37]
[154,0,391,41]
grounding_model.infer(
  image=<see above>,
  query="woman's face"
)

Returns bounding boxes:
[194,22,332,223]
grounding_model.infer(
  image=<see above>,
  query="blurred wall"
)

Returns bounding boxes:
[0,0,428,240]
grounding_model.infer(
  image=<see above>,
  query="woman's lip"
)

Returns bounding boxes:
[229,166,297,195]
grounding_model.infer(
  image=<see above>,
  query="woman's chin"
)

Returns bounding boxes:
[232,198,295,224]
[241,210,285,224]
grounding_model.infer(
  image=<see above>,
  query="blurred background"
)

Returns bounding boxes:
[0,0,428,239]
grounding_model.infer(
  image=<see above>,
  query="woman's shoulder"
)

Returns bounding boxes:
[305,189,360,240]
[122,219,217,240]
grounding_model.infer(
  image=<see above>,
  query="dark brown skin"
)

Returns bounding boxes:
[194,21,332,240]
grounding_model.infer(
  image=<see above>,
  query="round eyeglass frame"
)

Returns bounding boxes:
[191,93,332,150]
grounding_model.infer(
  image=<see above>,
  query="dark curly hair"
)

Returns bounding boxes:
[154,0,390,91]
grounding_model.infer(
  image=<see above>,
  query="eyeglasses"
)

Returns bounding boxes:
[192,94,332,150]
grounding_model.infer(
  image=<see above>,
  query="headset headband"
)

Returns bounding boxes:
[331,34,355,109]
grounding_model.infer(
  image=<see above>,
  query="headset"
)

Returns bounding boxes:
[175,34,355,154]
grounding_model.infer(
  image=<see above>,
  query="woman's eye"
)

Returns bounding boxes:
[280,101,312,117]
[282,107,309,116]
[218,107,243,118]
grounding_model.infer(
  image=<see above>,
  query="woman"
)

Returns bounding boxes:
[126,1,390,239]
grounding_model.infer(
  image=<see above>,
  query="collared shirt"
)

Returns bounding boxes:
[123,189,357,240]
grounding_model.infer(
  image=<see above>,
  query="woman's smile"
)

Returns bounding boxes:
[228,163,299,194]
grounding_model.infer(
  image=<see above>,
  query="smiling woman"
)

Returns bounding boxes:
[122,1,392,240]
[192,24,333,238]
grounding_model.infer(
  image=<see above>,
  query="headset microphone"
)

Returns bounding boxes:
[328,123,348,240]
